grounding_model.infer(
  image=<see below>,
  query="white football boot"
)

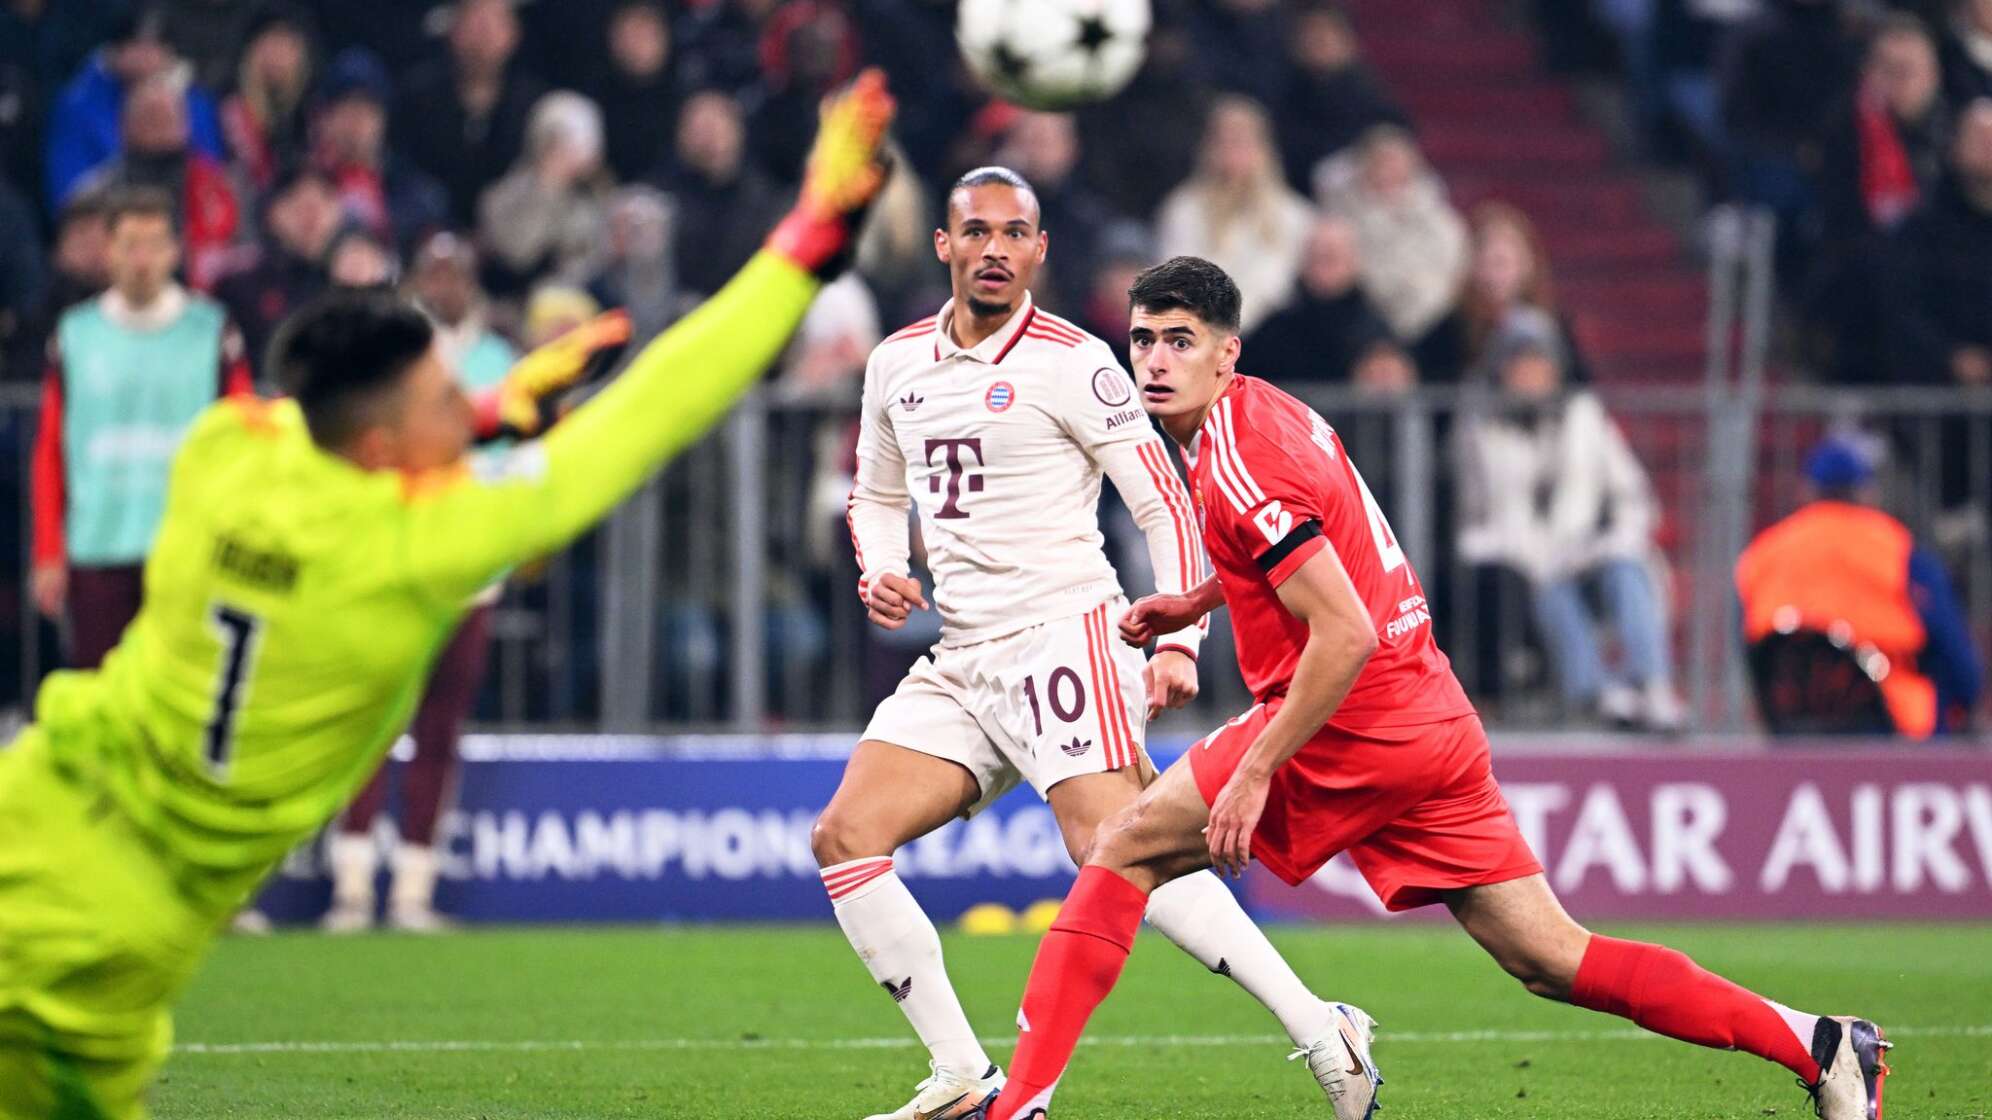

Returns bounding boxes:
[861,1060,1005,1120]
[1288,1002,1383,1120]
[386,902,458,933]
[1805,1016,1892,1120]
[320,899,374,934]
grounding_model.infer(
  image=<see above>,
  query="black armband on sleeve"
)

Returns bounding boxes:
[1255,518,1322,575]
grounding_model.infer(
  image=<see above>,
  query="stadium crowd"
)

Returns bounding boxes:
[0,0,1981,735]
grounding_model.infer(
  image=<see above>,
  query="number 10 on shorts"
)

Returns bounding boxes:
[1021,667,1087,736]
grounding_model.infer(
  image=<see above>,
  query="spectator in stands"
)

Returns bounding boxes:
[1244,213,1414,391]
[996,112,1115,317]
[1318,124,1469,358]
[72,74,241,289]
[664,90,783,297]
[30,187,252,669]
[477,90,611,296]
[393,0,546,226]
[0,176,43,370]
[310,48,449,254]
[1717,0,1859,250]
[1884,97,1992,516]
[523,283,602,349]
[1156,95,1312,331]
[1807,14,1951,383]
[584,184,679,340]
[1454,307,1682,730]
[590,1,680,183]
[325,225,398,290]
[1736,437,1982,737]
[1275,1,1408,194]
[217,3,315,192]
[1886,98,1992,388]
[1939,0,1992,104]
[409,232,517,392]
[45,8,227,210]
[213,165,338,376]
[1428,201,1593,384]
[750,0,861,184]
[7,192,108,382]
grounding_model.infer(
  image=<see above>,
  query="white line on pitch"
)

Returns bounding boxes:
[172,1023,1992,1057]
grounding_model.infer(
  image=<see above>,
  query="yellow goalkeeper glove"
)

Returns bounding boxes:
[766,67,896,278]
[476,309,633,440]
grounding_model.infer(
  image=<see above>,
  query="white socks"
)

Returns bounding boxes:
[328,831,378,909]
[1144,870,1337,1047]
[329,834,440,916]
[390,844,440,914]
[822,857,994,1076]
[1768,999,1822,1053]
[821,858,1334,1068]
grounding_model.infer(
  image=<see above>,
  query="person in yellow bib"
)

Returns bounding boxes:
[0,70,895,1120]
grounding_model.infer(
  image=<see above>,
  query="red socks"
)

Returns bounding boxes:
[1572,934,1821,1083]
[987,866,1150,1120]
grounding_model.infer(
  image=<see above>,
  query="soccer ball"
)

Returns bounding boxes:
[956,0,1151,111]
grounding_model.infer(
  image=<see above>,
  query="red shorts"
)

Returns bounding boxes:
[1188,704,1541,911]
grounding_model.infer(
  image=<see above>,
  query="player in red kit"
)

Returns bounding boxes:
[983,257,1891,1120]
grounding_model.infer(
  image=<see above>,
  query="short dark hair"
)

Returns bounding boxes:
[1128,255,1242,333]
[946,165,1039,226]
[58,189,110,229]
[104,185,177,236]
[269,291,435,448]
[952,165,1033,194]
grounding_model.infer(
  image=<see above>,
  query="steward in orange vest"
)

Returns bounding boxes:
[1735,440,1982,737]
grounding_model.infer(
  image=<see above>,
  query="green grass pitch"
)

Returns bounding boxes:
[159,923,1991,1119]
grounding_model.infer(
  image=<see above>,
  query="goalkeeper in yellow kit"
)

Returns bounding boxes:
[0,72,895,1120]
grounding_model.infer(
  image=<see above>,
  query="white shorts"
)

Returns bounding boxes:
[862,598,1149,816]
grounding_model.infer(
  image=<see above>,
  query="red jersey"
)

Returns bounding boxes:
[1184,375,1473,733]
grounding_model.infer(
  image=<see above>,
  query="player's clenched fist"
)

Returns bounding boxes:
[1142,648,1199,720]
[864,572,929,630]
[1120,587,1213,647]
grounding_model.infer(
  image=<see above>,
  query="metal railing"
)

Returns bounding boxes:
[4,379,1985,737]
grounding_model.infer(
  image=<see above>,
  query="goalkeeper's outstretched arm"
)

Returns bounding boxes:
[399,70,894,607]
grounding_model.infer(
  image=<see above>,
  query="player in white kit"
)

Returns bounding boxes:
[813,167,1372,1120]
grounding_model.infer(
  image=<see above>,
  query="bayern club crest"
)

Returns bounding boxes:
[1091,367,1133,407]
[985,381,1015,412]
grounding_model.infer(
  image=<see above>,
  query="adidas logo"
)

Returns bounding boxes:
[1059,736,1091,758]
[898,391,925,412]
[1211,958,1232,977]
[881,977,913,1003]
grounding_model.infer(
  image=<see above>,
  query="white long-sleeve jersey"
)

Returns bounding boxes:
[847,293,1208,652]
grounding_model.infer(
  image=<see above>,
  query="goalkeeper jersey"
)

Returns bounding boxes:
[28,251,819,913]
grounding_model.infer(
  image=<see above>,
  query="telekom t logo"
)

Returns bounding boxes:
[924,437,984,519]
